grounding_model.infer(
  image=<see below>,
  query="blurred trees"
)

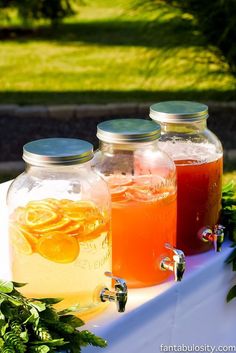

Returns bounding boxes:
[0,0,74,24]
[138,0,236,76]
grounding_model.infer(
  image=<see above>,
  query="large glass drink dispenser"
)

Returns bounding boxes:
[7,138,118,319]
[93,119,184,288]
[150,101,223,255]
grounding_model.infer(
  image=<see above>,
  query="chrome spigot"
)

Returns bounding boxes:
[214,225,225,252]
[160,243,186,282]
[198,224,225,252]
[100,272,128,313]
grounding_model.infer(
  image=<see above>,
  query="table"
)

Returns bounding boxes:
[1,181,235,353]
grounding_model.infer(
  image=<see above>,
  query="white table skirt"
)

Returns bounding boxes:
[1,181,236,353]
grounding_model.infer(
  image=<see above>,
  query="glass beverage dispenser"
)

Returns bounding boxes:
[7,138,126,319]
[93,119,185,288]
[150,101,223,255]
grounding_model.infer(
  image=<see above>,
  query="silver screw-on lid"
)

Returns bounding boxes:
[23,138,93,166]
[97,119,161,143]
[149,101,209,123]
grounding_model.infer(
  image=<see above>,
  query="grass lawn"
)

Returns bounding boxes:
[0,0,235,105]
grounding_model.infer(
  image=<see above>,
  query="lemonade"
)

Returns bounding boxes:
[110,177,177,288]
[9,198,111,319]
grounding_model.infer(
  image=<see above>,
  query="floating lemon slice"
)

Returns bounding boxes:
[37,231,80,263]
[62,202,98,221]
[9,224,33,255]
[111,186,128,202]
[13,207,27,225]
[108,175,133,187]
[35,217,72,234]
[27,200,54,211]
[62,209,86,221]
[36,198,61,211]
[79,222,109,242]
[10,198,107,262]
[17,224,39,250]
[64,221,83,236]
[25,207,59,228]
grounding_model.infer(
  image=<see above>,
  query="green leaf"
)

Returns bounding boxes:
[0,338,4,347]
[35,298,63,305]
[1,294,23,307]
[79,330,107,348]
[0,321,8,336]
[50,321,74,334]
[39,307,59,323]
[225,247,236,264]
[24,306,40,325]
[0,281,107,352]
[29,345,50,353]
[0,281,13,294]
[4,331,27,353]
[31,339,66,347]
[32,322,52,341]
[20,331,29,343]
[227,285,236,302]
[223,181,235,193]
[0,301,14,319]
[60,315,85,328]
[30,301,46,312]
[30,306,40,320]
[12,282,27,288]
[57,304,80,316]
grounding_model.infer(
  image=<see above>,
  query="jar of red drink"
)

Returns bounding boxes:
[149,101,223,255]
[93,119,184,288]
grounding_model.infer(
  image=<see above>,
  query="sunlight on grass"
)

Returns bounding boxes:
[0,0,235,104]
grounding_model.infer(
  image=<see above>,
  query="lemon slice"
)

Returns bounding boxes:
[9,224,33,255]
[36,217,71,234]
[25,207,59,228]
[37,231,80,263]
[79,221,109,242]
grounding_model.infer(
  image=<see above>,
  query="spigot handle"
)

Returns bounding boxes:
[164,243,185,259]
[213,225,225,252]
[101,272,128,313]
[104,271,127,291]
[198,225,225,252]
[161,244,186,281]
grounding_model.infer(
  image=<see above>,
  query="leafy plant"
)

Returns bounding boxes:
[0,280,107,352]
[221,181,236,242]
[222,182,236,302]
[0,0,75,25]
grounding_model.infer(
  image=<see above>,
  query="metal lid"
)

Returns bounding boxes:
[149,101,209,123]
[23,138,93,166]
[97,119,161,143]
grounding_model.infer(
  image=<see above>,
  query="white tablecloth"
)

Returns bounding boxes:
[1,181,235,353]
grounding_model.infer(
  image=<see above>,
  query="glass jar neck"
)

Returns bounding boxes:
[99,140,158,154]
[160,119,207,134]
[25,161,92,175]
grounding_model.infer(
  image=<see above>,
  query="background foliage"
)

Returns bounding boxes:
[0,0,74,24]
[138,0,236,76]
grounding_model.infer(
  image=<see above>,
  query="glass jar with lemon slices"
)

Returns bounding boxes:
[93,119,178,288]
[7,138,111,320]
